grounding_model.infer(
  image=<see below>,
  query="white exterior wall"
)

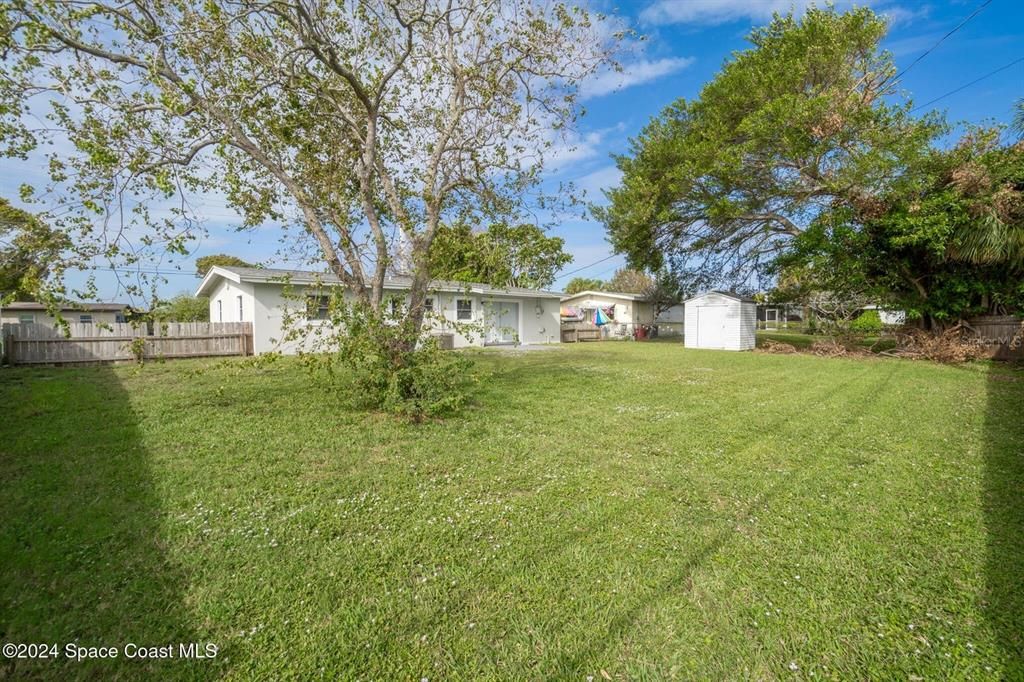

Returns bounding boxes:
[684,293,756,351]
[208,279,256,326]
[561,294,642,326]
[210,279,560,355]
[655,304,685,324]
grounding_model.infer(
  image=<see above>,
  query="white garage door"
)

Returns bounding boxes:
[697,305,727,348]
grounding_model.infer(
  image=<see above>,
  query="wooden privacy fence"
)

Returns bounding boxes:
[1,322,253,365]
[560,322,603,343]
[969,315,1024,360]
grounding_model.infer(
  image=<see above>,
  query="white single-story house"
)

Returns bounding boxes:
[559,290,685,337]
[0,301,131,326]
[684,291,756,351]
[195,265,562,354]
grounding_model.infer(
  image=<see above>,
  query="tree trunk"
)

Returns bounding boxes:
[401,238,433,353]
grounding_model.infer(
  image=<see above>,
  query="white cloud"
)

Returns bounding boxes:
[580,57,695,100]
[545,122,627,175]
[638,0,911,26]
[640,0,805,26]
[575,165,624,202]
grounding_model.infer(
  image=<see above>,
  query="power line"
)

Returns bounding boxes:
[893,0,993,82]
[911,55,1024,112]
[555,253,619,279]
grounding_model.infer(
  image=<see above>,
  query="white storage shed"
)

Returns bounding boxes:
[684,291,757,351]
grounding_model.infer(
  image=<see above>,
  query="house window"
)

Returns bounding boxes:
[389,297,402,315]
[217,300,223,322]
[424,298,433,313]
[307,295,330,321]
[237,295,244,321]
[456,299,472,320]
[18,313,34,324]
[115,313,127,323]
[79,314,93,324]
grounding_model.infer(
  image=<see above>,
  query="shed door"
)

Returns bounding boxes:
[484,301,519,345]
[697,305,728,348]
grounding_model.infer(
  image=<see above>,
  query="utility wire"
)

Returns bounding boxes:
[555,253,619,279]
[911,55,1024,112]
[893,0,993,82]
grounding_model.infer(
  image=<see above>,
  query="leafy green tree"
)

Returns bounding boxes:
[150,294,210,322]
[643,271,686,318]
[605,268,653,293]
[2,0,617,365]
[0,199,71,302]
[776,129,1024,327]
[564,277,605,295]
[1013,99,1024,140]
[429,222,572,289]
[196,255,254,277]
[596,7,942,288]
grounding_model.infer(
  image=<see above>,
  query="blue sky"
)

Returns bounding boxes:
[2,0,1022,303]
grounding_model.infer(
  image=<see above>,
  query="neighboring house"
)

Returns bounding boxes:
[0,301,131,326]
[756,303,806,329]
[195,265,562,354]
[559,290,685,338]
[684,291,756,351]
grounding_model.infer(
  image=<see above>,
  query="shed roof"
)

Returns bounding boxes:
[683,290,757,304]
[195,265,563,299]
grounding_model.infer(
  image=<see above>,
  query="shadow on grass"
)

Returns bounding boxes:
[983,364,1024,677]
[0,365,208,680]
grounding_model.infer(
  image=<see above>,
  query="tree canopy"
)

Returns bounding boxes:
[0,199,71,302]
[596,6,941,289]
[150,293,210,322]
[564,277,606,295]
[605,268,654,294]
[196,255,255,277]
[428,222,571,289]
[3,0,616,345]
[775,129,1024,326]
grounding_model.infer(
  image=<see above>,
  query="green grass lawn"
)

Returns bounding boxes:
[756,329,896,351]
[1,344,1021,680]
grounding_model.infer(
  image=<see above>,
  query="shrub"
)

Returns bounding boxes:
[850,309,883,334]
[302,300,475,421]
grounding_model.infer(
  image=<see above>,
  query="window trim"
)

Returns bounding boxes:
[237,295,244,321]
[307,295,330,321]
[18,313,35,324]
[79,314,93,324]
[456,298,473,321]
[217,300,223,322]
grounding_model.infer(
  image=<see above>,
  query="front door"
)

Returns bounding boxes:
[484,301,519,345]
[697,305,727,348]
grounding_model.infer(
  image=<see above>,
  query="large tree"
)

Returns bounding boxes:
[564,277,605,295]
[604,267,653,293]
[596,7,941,289]
[428,222,571,289]
[150,293,210,322]
[196,254,255,277]
[2,1,615,349]
[775,129,1024,328]
[0,199,71,302]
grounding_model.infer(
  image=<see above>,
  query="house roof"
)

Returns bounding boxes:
[683,290,757,304]
[3,301,131,312]
[195,265,563,299]
[559,290,648,303]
